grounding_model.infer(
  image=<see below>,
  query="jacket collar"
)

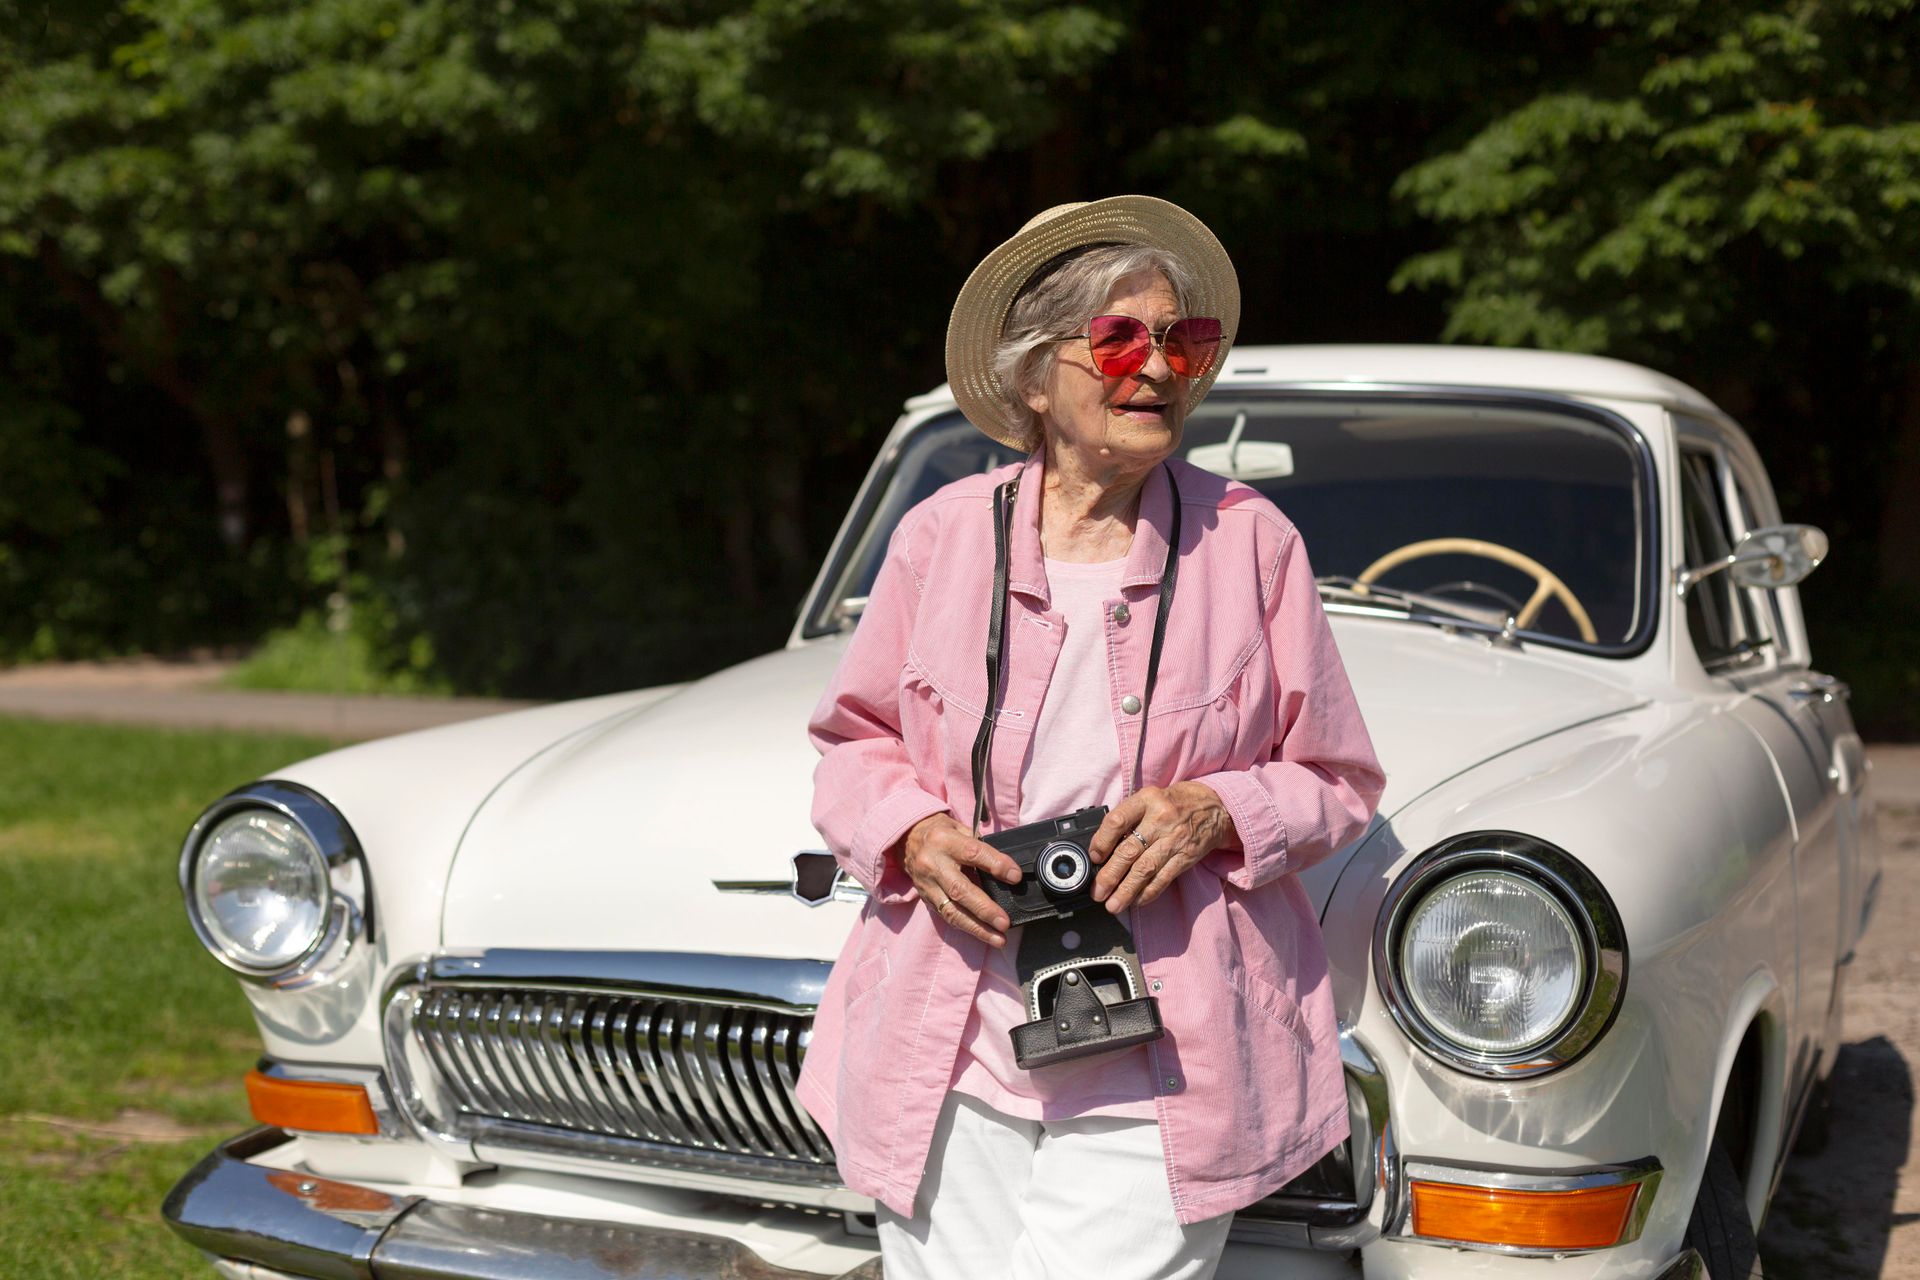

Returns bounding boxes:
[1006,451,1177,608]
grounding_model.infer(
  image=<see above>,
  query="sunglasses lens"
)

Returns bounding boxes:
[1087,315,1151,377]
[1165,317,1223,378]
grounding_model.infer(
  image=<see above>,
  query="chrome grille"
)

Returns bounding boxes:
[384,951,1382,1246]
[402,984,833,1171]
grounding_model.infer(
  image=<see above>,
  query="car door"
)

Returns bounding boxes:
[1717,440,1869,1052]
[1674,424,1847,1085]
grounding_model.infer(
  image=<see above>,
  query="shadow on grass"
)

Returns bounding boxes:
[1761,1035,1913,1279]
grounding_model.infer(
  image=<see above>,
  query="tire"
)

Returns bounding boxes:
[1683,1138,1764,1279]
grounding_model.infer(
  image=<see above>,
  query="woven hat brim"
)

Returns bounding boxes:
[945,195,1241,450]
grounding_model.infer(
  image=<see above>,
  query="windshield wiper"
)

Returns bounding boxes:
[1315,576,1524,646]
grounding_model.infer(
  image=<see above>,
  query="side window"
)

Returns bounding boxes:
[1679,449,1767,670]
[1723,460,1792,663]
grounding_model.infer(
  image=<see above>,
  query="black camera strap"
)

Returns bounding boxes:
[970,465,1182,835]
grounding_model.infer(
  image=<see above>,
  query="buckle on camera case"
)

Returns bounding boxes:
[1011,910,1165,1069]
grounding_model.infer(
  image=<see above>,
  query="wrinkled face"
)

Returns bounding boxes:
[1027,269,1188,473]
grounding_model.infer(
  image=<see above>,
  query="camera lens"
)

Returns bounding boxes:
[1038,842,1090,894]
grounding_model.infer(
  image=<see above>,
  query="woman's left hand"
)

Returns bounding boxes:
[1087,781,1238,913]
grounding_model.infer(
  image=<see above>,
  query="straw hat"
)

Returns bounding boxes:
[944,195,1240,450]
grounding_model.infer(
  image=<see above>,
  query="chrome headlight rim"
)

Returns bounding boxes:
[179,780,372,987]
[1373,831,1626,1079]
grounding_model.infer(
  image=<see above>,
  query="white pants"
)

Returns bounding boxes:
[875,1091,1234,1280]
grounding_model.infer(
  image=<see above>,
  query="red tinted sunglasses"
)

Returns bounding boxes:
[1066,314,1224,379]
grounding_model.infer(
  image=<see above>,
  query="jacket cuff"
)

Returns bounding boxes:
[847,785,949,904]
[1192,769,1288,890]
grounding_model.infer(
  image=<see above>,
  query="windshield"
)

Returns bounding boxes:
[808,395,1651,652]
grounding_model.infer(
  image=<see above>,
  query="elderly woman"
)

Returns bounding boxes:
[794,196,1384,1280]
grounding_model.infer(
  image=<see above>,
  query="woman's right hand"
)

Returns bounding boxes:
[896,814,1023,947]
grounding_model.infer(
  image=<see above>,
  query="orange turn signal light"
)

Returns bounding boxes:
[244,1069,380,1136]
[1410,1178,1640,1250]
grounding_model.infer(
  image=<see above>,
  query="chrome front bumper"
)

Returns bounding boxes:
[163,1128,883,1280]
[166,1127,1713,1279]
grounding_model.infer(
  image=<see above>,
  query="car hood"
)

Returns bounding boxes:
[439,618,1645,958]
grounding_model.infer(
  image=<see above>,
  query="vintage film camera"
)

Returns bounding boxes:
[981,806,1106,924]
[982,807,1165,1069]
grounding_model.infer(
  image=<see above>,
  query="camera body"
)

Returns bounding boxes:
[981,806,1106,926]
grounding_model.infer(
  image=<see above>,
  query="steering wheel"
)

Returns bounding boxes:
[1355,537,1599,643]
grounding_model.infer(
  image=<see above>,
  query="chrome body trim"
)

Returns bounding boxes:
[162,1127,885,1279]
[1393,1156,1664,1255]
[423,950,832,1010]
[711,851,869,905]
[460,1134,877,1212]
[162,1127,414,1280]
[256,1058,408,1141]
[179,780,373,989]
[1373,831,1629,1077]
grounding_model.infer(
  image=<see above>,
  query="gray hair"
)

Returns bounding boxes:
[991,244,1198,453]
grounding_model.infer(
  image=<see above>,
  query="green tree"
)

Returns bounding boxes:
[0,0,1130,686]
[1392,0,1920,590]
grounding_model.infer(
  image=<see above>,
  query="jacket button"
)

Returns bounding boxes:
[1214,696,1229,711]
[1150,979,1164,993]
[1121,695,1142,714]
[1165,1076,1180,1091]
[1113,603,1131,624]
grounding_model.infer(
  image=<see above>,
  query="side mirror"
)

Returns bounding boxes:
[1677,524,1828,596]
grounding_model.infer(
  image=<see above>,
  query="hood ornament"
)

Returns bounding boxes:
[713,851,868,906]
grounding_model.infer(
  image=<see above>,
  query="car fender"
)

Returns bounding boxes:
[1328,695,1798,1271]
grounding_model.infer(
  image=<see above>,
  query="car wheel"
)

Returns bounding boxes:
[1682,1138,1764,1279]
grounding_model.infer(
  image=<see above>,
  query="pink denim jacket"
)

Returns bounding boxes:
[793,450,1385,1225]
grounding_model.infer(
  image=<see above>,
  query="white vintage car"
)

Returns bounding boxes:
[165,345,1880,1280]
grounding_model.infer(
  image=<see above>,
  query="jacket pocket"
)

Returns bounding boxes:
[1233,969,1315,1055]
[845,949,892,1009]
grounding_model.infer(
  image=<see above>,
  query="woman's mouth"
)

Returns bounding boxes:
[1113,402,1167,421]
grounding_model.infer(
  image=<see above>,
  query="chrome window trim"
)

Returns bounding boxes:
[178,780,372,988]
[800,385,1662,660]
[1373,831,1629,1078]
[1392,1155,1664,1255]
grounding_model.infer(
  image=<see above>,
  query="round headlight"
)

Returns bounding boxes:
[192,809,331,971]
[1398,870,1584,1054]
[1374,832,1626,1077]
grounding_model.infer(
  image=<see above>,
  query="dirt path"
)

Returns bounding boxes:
[0,656,545,740]
[1760,748,1920,1278]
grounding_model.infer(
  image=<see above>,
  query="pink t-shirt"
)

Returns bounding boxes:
[946,555,1159,1120]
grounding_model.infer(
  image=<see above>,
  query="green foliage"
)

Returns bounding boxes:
[0,717,339,1276]
[223,605,448,695]
[0,0,1145,691]
[1392,0,1920,355]
[0,0,1916,731]
[0,716,342,1122]
[0,1127,235,1280]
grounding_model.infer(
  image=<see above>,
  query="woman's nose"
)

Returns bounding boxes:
[1138,339,1175,383]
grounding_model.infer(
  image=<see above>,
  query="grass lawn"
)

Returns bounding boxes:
[0,716,343,1279]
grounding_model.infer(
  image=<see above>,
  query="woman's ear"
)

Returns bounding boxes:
[1023,386,1049,418]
